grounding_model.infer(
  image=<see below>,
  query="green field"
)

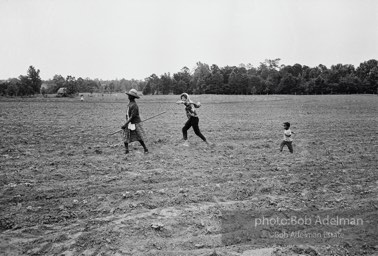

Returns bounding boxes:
[0,95,377,255]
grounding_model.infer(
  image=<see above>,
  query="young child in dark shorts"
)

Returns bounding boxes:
[280,122,295,153]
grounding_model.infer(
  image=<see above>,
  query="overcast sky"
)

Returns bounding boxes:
[0,0,377,80]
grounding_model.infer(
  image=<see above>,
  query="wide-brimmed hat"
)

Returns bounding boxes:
[125,89,140,99]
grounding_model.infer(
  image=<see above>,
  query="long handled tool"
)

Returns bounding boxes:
[141,111,166,122]
[108,129,124,136]
[107,111,167,136]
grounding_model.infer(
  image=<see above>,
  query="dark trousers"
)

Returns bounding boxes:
[182,116,206,142]
[280,141,293,153]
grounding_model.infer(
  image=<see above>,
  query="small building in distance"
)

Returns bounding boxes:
[56,87,68,97]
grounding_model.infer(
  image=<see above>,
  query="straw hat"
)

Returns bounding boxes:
[125,89,140,98]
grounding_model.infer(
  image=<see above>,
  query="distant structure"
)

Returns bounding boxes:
[40,83,49,92]
[57,87,67,97]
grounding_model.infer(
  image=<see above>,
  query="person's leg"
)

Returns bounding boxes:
[123,129,130,154]
[287,142,293,153]
[139,140,148,153]
[280,141,285,152]
[182,118,192,140]
[124,142,129,154]
[192,117,207,142]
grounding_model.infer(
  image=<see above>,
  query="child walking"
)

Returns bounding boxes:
[121,89,149,154]
[176,93,210,147]
[280,122,295,153]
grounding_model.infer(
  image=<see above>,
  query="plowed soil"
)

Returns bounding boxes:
[1,94,377,256]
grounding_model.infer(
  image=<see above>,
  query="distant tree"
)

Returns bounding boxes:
[176,80,187,94]
[326,64,355,93]
[228,70,237,94]
[303,79,315,94]
[6,84,19,96]
[65,76,78,96]
[18,75,34,96]
[313,76,327,94]
[356,59,378,93]
[137,81,146,92]
[139,58,377,95]
[221,66,236,86]
[160,73,172,94]
[280,65,293,76]
[27,66,42,94]
[76,77,85,92]
[257,62,269,80]
[210,64,221,74]
[86,78,100,93]
[264,58,281,70]
[16,66,42,96]
[247,65,258,76]
[263,80,274,94]
[308,67,321,79]
[144,74,160,94]
[191,62,210,94]
[277,73,300,94]
[129,79,139,91]
[318,64,328,73]
[236,67,249,94]
[48,74,66,93]
[266,70,281,93]
[301,65,311,81]
[173,67,191,94]
[0,81,7,96]
[205,71,223,94]
[142,81,152,95]
[339,74,360,94]
[108,82,115,93]
[248,75,264,94]
[291,64,303,77]
[5,79,21,96]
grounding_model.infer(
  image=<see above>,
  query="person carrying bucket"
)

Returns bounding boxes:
[121,89,149,154]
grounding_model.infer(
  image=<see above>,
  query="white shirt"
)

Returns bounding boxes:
[283,129,293,142]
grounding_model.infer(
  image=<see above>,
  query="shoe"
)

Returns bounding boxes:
[144,149,149,154]
[125,149,130,154]
[183,141,189,147]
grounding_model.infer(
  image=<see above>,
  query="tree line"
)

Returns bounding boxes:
[0,66,43,97]
[0,66,145,97]
[41,75,145,96]
[143,59,378,95]
[1,59,377,97]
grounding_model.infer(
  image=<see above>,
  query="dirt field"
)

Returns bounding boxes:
[0,94,377,256]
